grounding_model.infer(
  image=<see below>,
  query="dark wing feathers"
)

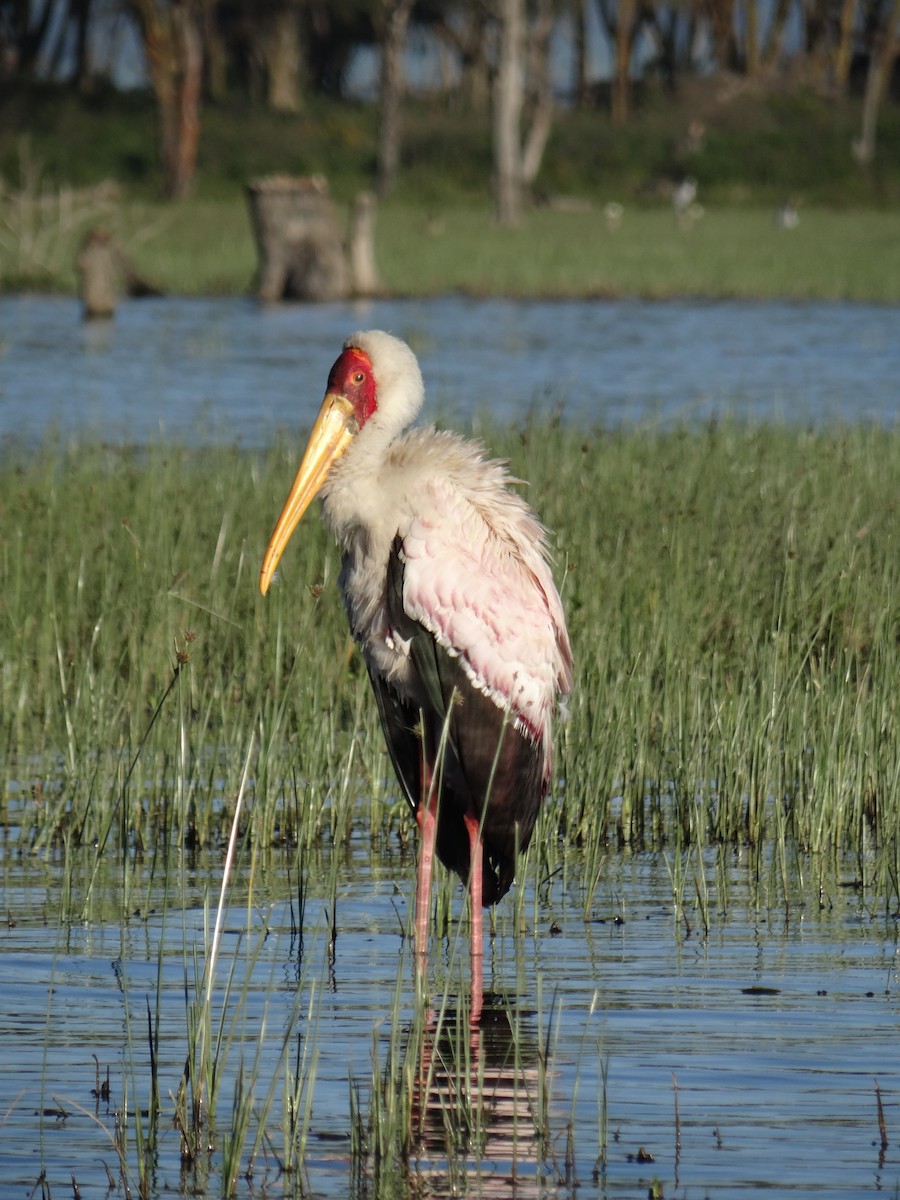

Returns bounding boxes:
[373,537,544,905]
[366,664,420,816]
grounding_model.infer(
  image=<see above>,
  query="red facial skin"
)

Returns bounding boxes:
[328,347,377,429]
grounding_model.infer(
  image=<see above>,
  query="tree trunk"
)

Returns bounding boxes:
[761,0,793,70]
[521,0,554,184]
[852,0,900,163]
[203,0,227,100]
[377,0,414,198]
[434,8,491,112]
[75,228,119,319]
[75,227,162,318]
[832,0,858,93]
[132,0,204,201]
[348,191,381,296]
[266,0,302,112]
[1,0,54,76]
[171,2,202,200]
[804,0,834,86]
[71,0,93,90]
[744,0,760,75]
[494,0,526,226]
[462,11,492,112]
[701,0,737,70]
[573,0,590,106]
[612,0,636,123]
[46,0,93,83]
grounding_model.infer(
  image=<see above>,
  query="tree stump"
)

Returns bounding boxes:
[74,227,162,320]
[348,191,381,296]
[75,228,120,319]
[246,174,351,302]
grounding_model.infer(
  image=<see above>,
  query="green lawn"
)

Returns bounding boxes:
[4,194,900,302]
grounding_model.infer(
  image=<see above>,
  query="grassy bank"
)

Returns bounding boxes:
[4,195,900,301]
[2,422,898,914]
[2,81,900,299]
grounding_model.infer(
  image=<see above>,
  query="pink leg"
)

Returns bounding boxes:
[415,765,438,969]
[463,809,484,1026]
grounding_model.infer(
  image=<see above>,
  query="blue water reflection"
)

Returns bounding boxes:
[2,837,898,1199]
[1,294,897,449]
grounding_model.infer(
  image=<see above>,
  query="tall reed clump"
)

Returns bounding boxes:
[1,419,898,917]
[3,418,897,1193]
[103,740,320,1199]
[503,417,899,909]
[0,435,387,912]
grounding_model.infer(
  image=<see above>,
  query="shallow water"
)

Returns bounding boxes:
[1,294,899,449]
[1,292,899,1196]
[1,825,897,1198]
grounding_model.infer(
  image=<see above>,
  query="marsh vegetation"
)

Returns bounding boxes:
[1,418,898,1195]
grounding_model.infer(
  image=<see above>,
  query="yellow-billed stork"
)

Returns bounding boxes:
[260,331,572,1013]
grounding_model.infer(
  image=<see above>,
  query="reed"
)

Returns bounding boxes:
[3,420,898,911]
[7,417,898,1197]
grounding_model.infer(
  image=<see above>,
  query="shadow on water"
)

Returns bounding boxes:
[410,996,547,1197]
[356,988,551,1199]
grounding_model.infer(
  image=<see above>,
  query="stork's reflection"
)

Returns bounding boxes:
[408,992,549,1197]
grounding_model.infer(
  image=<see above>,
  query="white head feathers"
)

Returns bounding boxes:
[345,330,425,438]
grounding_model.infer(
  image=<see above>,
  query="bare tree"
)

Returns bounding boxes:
[69,0,94,89]
[26,0,96,86]
[699,0,738,70]
[831,0,858,91]
[743,0,760,74]
[376,0,415,197]
[612,0,638,122]
[521,0,553,181]
[853,0,900,163]
[596,0,644,122]
[263,0,302,112]
[0,0,55,76]
[760,0,795,70]
[641,1,697,91]
[494,0,525,223]
[128,0,205,200]
[434,2,492,112]
[572,0,591,105]
[493,0,554,225]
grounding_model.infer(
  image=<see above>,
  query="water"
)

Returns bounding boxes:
[0,834,898,1197]
[1,293,899,1197]
[1,294,898,449]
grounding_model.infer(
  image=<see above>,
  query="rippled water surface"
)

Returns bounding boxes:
[1,294,899,446]
[1,294,899,1196]
[1,830,898,1198]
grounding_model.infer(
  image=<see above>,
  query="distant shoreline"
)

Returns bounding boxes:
[3,202,900,306]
